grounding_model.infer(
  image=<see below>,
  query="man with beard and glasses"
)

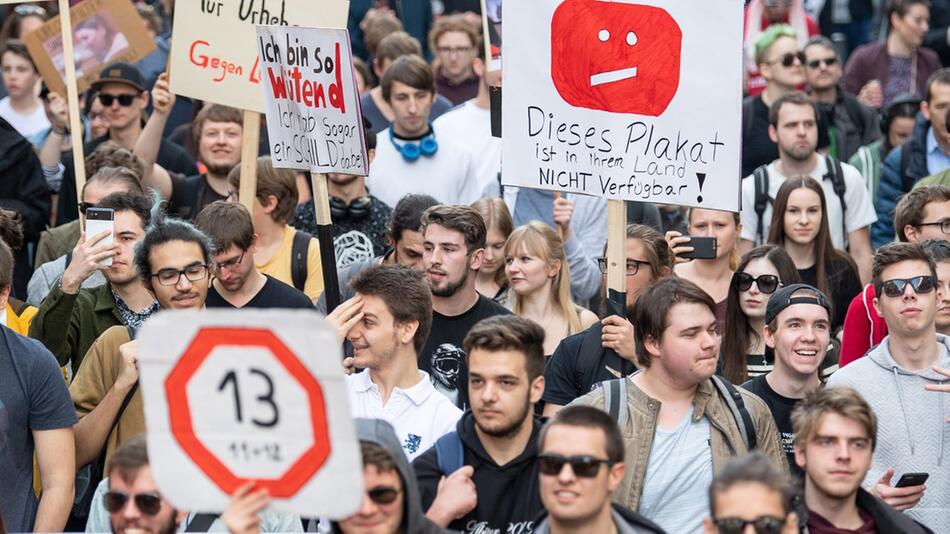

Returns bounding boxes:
[412,316,546,533]
[419,205,510,409]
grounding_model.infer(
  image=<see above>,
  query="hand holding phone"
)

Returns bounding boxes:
[84,208,115,267]
[895,472,929,488]
[678,236,718,260]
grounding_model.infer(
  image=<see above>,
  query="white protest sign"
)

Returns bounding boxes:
[502,0,743,212]
[169,0,348,113]
[138,310,363,517]
[256,25,368,175]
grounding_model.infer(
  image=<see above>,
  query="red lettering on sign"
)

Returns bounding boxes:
[188,40,247,83]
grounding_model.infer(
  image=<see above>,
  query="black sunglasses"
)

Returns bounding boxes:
[78,201,97,215]
[714,516,786,534]
[104,490,163,516]
[806,57,838,69]
[766,51,806,68]
[733,273,781,294]
[367,486,400,505]
[98,93,138,107]
[538,454,613,478]
[880,275,936,298]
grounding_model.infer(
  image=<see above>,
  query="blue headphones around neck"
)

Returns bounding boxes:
[390,124,438,162]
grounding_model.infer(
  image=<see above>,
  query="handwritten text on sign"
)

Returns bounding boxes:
[502,0,743,211]
[170,0,348,113]
[257,26,368,175]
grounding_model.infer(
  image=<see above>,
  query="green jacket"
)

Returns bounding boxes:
[34,219,80,267]
[29,282,121,377]
[848,139,885,205]
[915,168,950,188]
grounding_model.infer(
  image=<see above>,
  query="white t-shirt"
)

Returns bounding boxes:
[434,100,501,196]
[346,369,462,461]
[0,97,50,141]
[740,157,877,249]
[367,124,481,207]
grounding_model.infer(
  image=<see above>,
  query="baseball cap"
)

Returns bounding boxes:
[765,284,832,325]
[91,62,146,92]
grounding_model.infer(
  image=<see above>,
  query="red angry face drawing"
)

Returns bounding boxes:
[551,0,682,116]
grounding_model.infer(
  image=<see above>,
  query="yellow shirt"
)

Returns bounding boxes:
[256,225,324,300]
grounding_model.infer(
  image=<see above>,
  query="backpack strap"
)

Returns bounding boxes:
[602,378,628,432]
[434,431,464,476]
[752,165,770,244]
[290,230,310,292]
[711,376,756,451]
[823,155,850,248]
[184,513,221,532]
[574,323,607,394]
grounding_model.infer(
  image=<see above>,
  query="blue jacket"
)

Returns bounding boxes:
[874,114,929,247]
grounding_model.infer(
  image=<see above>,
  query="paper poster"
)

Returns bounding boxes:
[502,0,743,212]
[256,25,368,176]
[169,0,349,113]
[22,0,156,96]
[138,310,363,517]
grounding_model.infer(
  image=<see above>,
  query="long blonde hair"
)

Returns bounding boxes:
[505,221,582,334]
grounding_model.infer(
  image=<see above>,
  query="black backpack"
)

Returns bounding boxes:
[290,230,311,292]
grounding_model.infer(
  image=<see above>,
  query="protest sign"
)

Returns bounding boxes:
[138,310,363,516]
[256,25,368,176]
[482,0,502,71]
[22,0,156,96]
[169,0,348,113]
[502,0,743,212]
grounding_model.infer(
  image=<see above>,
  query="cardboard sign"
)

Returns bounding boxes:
[22,0,156,96]
[169,0,348,113]
[502,0,743,212]
[138,310,363,516]
[257,25,368,176]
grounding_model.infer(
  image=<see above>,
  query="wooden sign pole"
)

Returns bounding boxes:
[310,172,341,313]
[58,0,86,196]
[238,111,261,213]
[605,199,627,316]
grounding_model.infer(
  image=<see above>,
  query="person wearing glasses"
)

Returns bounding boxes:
[720,245,802,385]
[570,277,787,533]
[828,242,950,531]
[542,224,673,415]
[703,451,798,534]
[791,387,933,533]
[533,406,665,534]
[741,284,834,473]
[429,15,480,106]
[195,201,312,309]
[803,36,880,162]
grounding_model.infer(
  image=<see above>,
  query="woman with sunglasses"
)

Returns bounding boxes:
[720,245,801,384]
[471,197,512,304]
[767,176,862,335]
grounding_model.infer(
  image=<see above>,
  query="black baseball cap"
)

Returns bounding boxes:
[765,284,832,325]
[91,62,146,92]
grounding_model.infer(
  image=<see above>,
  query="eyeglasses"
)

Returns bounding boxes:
[597,258,650,276]
[152,264,209,286]
[98,93,138,107]
[366,486,401,505]
[537,454,613,478]
[765,51,806,68]
[918,219,950,234]
[733,273,781,294]
[880,275,936,298]
[437,46,473,56]
[806,57,838,69]
[713,516,786,534]
[215,251,246,272]
[78,201,97,215]
[103,490,163,516]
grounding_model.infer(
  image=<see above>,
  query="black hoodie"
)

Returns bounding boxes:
[412,412,544,533]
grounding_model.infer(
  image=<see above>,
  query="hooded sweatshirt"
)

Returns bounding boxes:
[827,334,950,531]
[840,284,888,368]
[412,412,544,533]
[333,418,446,534]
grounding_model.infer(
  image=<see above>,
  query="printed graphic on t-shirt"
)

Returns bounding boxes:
[464,519,535,534]
[430,343,464,406]
[334,230,376,268]
[403,433,422,454]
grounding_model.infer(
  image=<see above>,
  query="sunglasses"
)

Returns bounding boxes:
[733,273,781,294]
[766,51,806,68]
[104,490,162,516]
[98,93,138,107]
[538,454,613,478]
[367,486,400,505]
[880,275,936,298]
[806,57,838,69]
[714,516,786,534]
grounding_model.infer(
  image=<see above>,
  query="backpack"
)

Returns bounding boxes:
[290,230,311,292]
[572,323,636,396]
[602,375,758,451]
[434,431,465,475]
[752,154,848,247]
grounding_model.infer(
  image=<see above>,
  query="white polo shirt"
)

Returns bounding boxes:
[346,369,462,461]
[740,157,877,249]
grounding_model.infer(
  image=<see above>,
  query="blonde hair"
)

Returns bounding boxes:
[471,197,513,289]
[505,222,582,334]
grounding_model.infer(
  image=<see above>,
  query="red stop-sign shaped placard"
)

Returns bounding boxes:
[165,327,330,497]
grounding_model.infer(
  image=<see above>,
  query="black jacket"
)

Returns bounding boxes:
[412,412,544,533]
[805,488,934,533]
[0,117,50,241]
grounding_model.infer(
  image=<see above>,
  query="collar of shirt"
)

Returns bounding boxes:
[0,306,6,327]
[926,126,950,173]
[112,289,159,322]
[352,369,437,406]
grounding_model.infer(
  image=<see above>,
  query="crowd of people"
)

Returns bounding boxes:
[0,0,949,533]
